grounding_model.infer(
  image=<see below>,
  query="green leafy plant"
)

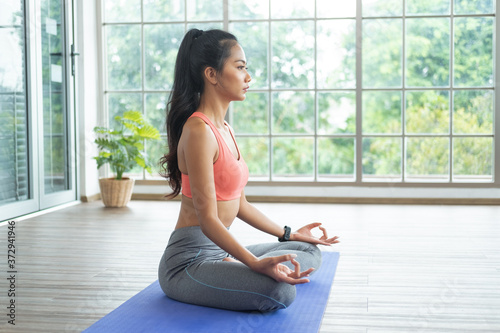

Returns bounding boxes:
[94,111,161,180]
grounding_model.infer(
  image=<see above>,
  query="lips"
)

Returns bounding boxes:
[243,87,249,93]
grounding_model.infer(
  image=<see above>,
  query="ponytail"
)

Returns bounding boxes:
[160,29,238,198]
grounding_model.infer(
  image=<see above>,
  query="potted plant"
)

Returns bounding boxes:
[94,110,161,207]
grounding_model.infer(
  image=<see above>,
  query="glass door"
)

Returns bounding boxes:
[0,0,77,221]
[0,0,38,220]
[39,0,76,209]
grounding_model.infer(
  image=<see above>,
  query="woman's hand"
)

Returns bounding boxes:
[250,254,314,285]
[290,222,340,246]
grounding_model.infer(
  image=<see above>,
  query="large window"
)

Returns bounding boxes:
[101,0,497,186]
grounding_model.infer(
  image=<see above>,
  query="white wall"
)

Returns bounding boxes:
[133,183,500,201]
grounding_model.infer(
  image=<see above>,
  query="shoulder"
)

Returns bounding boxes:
[181,116,217,149]
[184,116,208,134]
[177,116,218,173]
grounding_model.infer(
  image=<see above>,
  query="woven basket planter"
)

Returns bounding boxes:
[99,177,135,208]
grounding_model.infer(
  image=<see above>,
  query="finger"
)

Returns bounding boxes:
[289,261,314,278]
[319,226,328,240]
[296,237,331,246]
[266,253,297,265]
[272,253,298,265]
[308,236,333,246]
[308,222,322,230]
[326,236,340,244]
[289,258,302,278]
[314,239,332,246]
[281,276,310,285]
[279,264,293,275]
[299,267,315,278]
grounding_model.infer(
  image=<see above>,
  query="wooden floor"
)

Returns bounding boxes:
[0,200,499,332]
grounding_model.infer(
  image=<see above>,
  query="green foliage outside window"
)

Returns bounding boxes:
[103,0,495,182]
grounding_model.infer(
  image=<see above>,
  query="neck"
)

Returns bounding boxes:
[197,89,230,128]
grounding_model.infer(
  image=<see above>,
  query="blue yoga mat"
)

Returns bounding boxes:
[84,251,339,333]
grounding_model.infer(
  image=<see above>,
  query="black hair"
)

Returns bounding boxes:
[160,29,238,198]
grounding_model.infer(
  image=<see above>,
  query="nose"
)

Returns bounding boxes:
[246,71,252,83]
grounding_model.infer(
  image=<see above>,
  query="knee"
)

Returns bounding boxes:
[158,269,169,296]
[157,255,172,296]
[257,283,296,312]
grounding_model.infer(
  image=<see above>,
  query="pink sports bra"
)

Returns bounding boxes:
[181,112,249,201]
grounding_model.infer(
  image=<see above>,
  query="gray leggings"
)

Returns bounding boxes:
[158,226,322,312]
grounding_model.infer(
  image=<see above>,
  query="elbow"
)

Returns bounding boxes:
[198,221,211,235]
[197,216,219,236]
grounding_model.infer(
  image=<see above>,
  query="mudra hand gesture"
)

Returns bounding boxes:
[251,254,315,285]
[225,222,339,285]
[290,222,340,246]
[251,223,339,284]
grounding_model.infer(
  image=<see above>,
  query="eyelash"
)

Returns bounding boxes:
[238,66,248,70]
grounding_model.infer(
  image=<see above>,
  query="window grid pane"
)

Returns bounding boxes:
[105,25,142,90]
[271,21,315,89]
[453,17,494,87]
[317,20,356,89]
[406,18,450,88]
[318,138,356,181]
[362,137,402,182]
[363,19,402,88]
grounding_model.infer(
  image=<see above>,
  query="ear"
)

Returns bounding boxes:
[203,67,218,85]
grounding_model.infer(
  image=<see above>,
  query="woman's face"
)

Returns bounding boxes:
[216,44,252,101]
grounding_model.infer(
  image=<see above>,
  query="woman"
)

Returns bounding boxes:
[158,29,339,312]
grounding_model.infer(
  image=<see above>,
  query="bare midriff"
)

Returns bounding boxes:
[174,195,240,229]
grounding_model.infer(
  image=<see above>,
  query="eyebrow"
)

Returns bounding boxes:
[234,60,247,64]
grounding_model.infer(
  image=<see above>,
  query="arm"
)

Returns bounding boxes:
[237,191,340,246]
[237,191,284,238]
